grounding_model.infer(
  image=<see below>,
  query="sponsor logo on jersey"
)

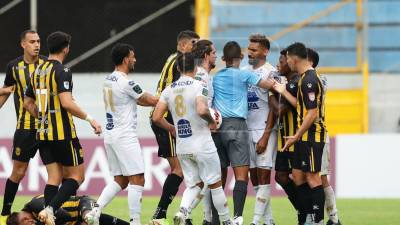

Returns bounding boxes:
[133,85,143,94]
[247,91,259,110]
[128,81,135,86]
[106,113,114,130]
[177,119,192,138]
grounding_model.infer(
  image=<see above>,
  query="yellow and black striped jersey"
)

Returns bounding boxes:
[297,69,327,143]
[25,60,77,141]
[277,75,300,152]
[3,56,46,130]
[22,195,93,225]
[151,52,181,120]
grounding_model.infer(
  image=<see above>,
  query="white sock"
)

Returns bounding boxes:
[180,185,202,216]
[128,184,144,223]
[97,180,122,210]
[324,186,339,223]
[262,184,273,224]
[189,186,207,214]
[252,184,268,224]
[203,188,212,222]
[211,186,230,222]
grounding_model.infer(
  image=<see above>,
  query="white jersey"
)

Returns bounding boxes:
[243,62,277,130]
[160,75,216,155]
[103,71,144,142]
[194,66,214,107]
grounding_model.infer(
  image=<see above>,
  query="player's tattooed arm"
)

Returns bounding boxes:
[152,101,176,137]
[137,93,159,107]
[23,96,39,118]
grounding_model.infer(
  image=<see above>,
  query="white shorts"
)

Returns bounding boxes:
[249,129,277,169]
[320,137,331,176]
[178,151,221,187]
[104,137,144,176]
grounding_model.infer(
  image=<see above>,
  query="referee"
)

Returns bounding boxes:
[150,30,199,223]
[0,30,46,225]
[212,41,274,225]
[24,31,102,225]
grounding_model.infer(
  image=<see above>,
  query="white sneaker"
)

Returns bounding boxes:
[233,216,243,225]
[38,206,55,225]
[222,219,233,225]
[173,208,188,225]
[84,206,101,225]
[130,217,141,225]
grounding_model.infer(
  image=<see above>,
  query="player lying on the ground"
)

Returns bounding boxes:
[6,195,129,225]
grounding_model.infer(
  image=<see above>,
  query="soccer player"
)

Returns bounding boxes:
[269,49,301,222]
[276,42,327,225]
[150,30,199,224]
[212,41,275,225]
[243,34,277,225]
[306,48,342,225]
[6,195,129,225]
[152,52,232,225]
[0,30,46,225]
[24,31,102,225]
[89,43,158,225]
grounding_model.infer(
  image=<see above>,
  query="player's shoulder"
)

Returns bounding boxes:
[7,55,24,68]
[262,62,277,72]
[51,60,70,73]
[302,69,319,83]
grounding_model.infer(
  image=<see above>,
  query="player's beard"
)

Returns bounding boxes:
[248,57,259,66]
[129,63,135,72]
[209,61,216,70]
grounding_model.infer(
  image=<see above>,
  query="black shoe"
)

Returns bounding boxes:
[202,221,212,225]
[326,220,342,225]
[185,219,193,225]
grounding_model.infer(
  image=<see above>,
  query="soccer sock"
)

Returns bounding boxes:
[311,185,325,223]
[252,184,268,224]
[128,184,144,223]
[262,185,273,225]
[296,183,312,224]
[180,186,201,213]
[62,179,77,196]
[153,173,183,219]
[324,186,339,223]
[49,178,79,211]
[97,181,122,210]
[188,186,206,214]
[210,194,220,225]
[233,180,248,217]
[99,213,130,225]
[44,184,59,206]
[281,179,298,210]
[1,179,19,215]
[210,187,230,222]
[202,188,212,222]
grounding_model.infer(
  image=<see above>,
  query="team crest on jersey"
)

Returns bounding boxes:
[133,85,143,94]
[194,76,202,81]
[177,119,192,138]
[64,67,70,72]
[307,83,312,88]
[15,147,21,156]
[308,92,316,101]
[63,81,70,89]
[128,81,135,86]
[289,83,295,89]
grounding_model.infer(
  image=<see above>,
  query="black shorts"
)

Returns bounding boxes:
[275,150,294,172]
[293,141,324,173]
[151,113,176,158]
[39,138,84,166]
[12,129,39,162]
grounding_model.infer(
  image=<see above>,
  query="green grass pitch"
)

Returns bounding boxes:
[3,196,400,225]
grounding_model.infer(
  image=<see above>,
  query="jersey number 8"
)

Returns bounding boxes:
[175,95,186,117]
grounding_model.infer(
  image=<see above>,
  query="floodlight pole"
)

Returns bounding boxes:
[30,0,37,31]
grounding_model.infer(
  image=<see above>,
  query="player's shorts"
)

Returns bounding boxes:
[104,136,144,176]
[320,136,331,176]
[213,118,250,169]
[39,138,84,166]
[275,150,294,172]
[12,129,39,162]
[150,113,176,158]
[249,129,277,169]
[293,141,324,173]
[178,151,221,187]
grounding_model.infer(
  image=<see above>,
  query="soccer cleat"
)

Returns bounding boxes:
[151,218,170,225]
[0,215,9,225]
[326,220,342,225]
[222,219,233,225]
[84,206,101,225]
[202,220,212,225]
[185,218,193,225]
[173,211,185,225]
[263,219,276,225]
[233,216,243,225]
[38,206,56,225]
